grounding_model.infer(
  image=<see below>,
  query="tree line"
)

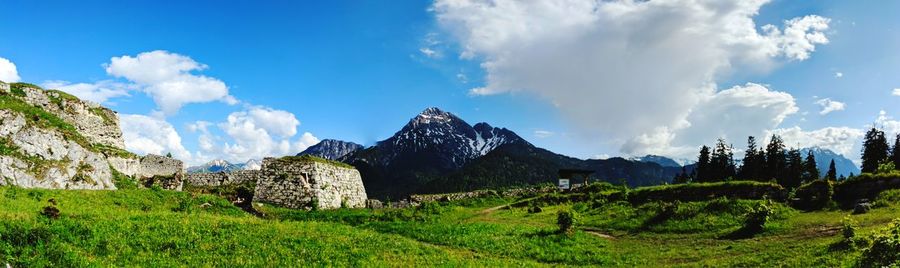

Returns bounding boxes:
[675,126,900,189]
[673,135,838,189]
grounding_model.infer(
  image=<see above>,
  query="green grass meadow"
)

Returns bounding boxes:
[2,185,900,267]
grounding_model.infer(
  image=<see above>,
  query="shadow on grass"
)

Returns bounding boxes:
[719,226,763,240]
[524,228,568,238]
[827,240,853,252]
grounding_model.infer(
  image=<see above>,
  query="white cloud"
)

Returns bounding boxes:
[767,126,864,159]
[814,98,846,115]
[835,72,843,78]
[105,50,237,115]
[876,110,900,137]
[0,57,20,82]
[187,106,319,164]
[533,130,554,138]
[892,88,900,96]
[119,114,192,160]
[456,73,468,83]
[434,0,830,159]
[41,80,133,104]
[420,48,439,58]
[622,83,798,159]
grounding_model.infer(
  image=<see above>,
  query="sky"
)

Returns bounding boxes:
[1,0,899,166]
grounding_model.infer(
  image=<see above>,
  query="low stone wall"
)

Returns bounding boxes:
[253,157,367,210]
[185,170,261,187]
[109,154,184,190]
[410,186,559,203]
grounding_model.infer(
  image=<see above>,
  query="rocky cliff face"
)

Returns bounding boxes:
[0,81,183,190]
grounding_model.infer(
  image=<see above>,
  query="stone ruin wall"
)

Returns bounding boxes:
[185,170,261,187]
[184,157,368,210]
[253,158,368,210]
[109,154,185,190]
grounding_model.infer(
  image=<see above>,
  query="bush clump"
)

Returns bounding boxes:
[859,219,900,267]
[792,180,833,210]
[842,216,857,244]
[557,210,577,234]
[743,201,773,234]
[874,189,900,208]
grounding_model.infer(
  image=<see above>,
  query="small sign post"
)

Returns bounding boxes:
[558,179,570,190]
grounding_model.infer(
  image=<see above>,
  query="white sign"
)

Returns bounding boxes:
[558,179,570,190]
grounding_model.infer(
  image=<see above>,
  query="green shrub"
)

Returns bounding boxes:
[743,201,773,234]
[859,219,900,267]
[874,189,900,208]
[793,180,833,210]
[842,216,857,243]
[110,166,138,190]
[557,210,577,234]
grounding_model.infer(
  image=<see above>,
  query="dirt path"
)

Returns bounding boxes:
[581,227,616,239]
[478,204,508,215]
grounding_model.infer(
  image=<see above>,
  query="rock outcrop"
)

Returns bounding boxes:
[0,82,185,190]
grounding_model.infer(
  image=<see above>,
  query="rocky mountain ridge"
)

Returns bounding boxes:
[297,139,363,160]
[341,107,678,199]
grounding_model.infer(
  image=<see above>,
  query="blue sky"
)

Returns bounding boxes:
[1,1,899,165]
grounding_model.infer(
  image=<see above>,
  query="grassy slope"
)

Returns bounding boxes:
[0,187,533,267]
[2,186,900,267]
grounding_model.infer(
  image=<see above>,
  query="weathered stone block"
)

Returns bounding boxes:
[253,156,367,210]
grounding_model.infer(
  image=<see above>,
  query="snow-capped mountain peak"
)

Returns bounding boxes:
[242,159,262,170]
[360,107,528,170]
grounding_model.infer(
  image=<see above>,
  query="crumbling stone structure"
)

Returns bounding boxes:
[185,170,260,187]
[184,156,368,210]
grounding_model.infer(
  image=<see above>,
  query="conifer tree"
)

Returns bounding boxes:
[765,135,786,182]
[892,134,900,170]
[710,138,735,182]
[803,150,820,182]
[861,127,890,173]
[784,148,804,189]
[826,159,837,181]
[696,145,712,182]
[673,166,690,184]
[739,136,761,181]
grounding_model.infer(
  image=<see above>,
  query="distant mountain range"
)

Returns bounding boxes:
[297,139,363,160]
[192,108,862,199]
[187,159,262,174]
[631,155,682,168]
[308,107,682,199]
[801,147,860,178]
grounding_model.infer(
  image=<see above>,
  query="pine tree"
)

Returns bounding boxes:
[861,127,890,173]
[739,136,761,181]
[710,138,735,182]
[696,145,712,182]
[784,148,804,189]
[892,134,900,170]
[803,150,820,182]
[826,159,837,181]
[673,166,690,184]
[765,135,786,182]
